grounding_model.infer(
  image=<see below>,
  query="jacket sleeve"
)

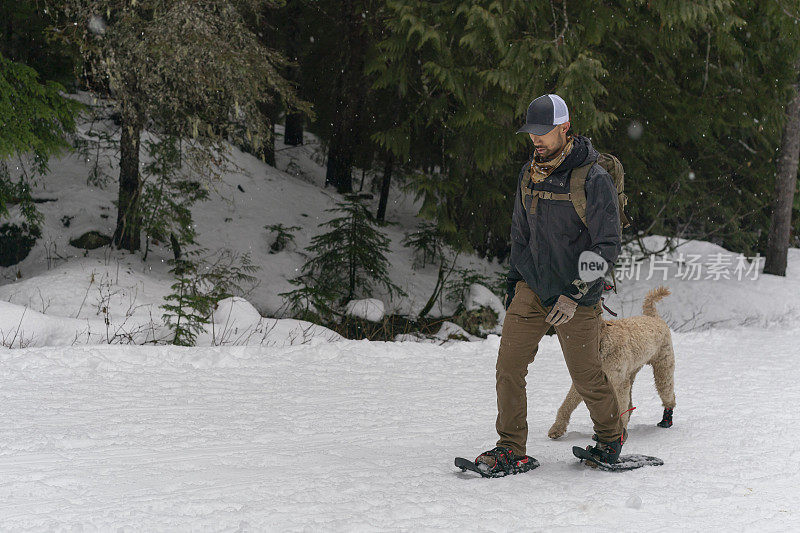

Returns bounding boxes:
[507,164,530,284]
[583,165,622,288]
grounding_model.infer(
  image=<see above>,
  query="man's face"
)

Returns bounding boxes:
[528,122,570,160]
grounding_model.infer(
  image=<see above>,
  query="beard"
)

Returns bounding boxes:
[534,137,569,162]
[535,140,565,161]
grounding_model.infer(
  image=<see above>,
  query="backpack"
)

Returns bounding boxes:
[570,153,631,232]
[521,152,631,233]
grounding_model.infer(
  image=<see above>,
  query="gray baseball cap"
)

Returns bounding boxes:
[516,94,570,135]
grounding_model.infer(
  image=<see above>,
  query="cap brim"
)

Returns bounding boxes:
[516,123,558,135]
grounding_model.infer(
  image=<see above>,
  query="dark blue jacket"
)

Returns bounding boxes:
[508,135,621,307]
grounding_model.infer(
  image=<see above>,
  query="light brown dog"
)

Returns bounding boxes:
[548,286,676,439]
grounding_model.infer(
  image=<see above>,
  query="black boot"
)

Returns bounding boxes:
[657,408,673,428]
[585,429,627,465]
[474,446,539,477]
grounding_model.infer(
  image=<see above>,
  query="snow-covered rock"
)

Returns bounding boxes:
[393,332,436,343]
[465,283,503,313]
[211,297,262,330]
[433,320,480,342]
[344,298,385,322]
[465,282,506,331]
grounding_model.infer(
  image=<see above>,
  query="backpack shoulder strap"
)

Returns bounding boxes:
[569,162,593,227]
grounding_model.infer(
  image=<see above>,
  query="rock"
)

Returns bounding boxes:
[344,298,385,322]
[0,223,41,267]
[212,297,263,330]
[434,321,480,342]
[69,231,111,250]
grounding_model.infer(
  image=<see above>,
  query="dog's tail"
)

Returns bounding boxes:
[642,286,671,318]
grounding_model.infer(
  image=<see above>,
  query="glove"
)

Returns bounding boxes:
[504,279,519,310]
[545,294,578,326]
[563,278,590,301]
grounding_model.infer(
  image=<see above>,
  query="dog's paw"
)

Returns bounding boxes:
[548,424,566,439]
[657,407,673,428]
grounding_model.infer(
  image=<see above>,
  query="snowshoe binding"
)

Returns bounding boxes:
[455,446,539,478]
[573,429,663,471]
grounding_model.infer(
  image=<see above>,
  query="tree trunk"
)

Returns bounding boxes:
[325,133,355,193]
[764,58,800,276]
[418,260,446,319]
[285,112,304,145]
[113,116,143,252]
[282,1,304,147]
[262,98,280,167]
[376,154,394,221]
[264,118,276,167]
[324,0,367,194]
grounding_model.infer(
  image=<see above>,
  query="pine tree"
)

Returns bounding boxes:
[281,196,406,321]
[274,0,387,194]
[0,53,82,227]
[369,1,555,259]
[402,221,445,270]
[139,136,210,261]
[0,0,76,88]
[161,248,259,346]
[370,0,800,262]
[48,0,309,252]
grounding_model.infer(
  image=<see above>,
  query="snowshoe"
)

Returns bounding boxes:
[572,446,664,471]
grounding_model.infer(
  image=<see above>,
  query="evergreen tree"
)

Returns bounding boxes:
[48,0,309,252]
[587,1,799,257]
[764,5,800,276]
[281,196,406,320]
[401,220,461,318]
[369,0,553,259]
[161,254,212,347]
[161,248,259,346]
[139,136,210,261]
[0,54,81,167]
[402,221,445,270]
[370,0,800,262]
[276,0,387,193]
[0,53,82,227]
[0,0,76,87]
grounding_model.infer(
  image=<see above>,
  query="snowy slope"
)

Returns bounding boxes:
[0,108,502,325]
[0,326,798,530]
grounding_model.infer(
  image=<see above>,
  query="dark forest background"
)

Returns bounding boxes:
[3,0,800,278]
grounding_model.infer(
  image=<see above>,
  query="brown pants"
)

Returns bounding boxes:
[496,280,623,456]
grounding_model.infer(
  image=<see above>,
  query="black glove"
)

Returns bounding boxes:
[504,279,519,310]
[562,278,590,302]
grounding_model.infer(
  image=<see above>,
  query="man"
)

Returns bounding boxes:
[473,94,626,476]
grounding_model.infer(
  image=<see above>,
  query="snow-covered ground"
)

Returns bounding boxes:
[1,326,798,530]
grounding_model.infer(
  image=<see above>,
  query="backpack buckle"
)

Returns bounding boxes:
[537,191,570,200]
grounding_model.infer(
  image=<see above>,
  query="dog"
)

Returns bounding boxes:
[547,285,676,439]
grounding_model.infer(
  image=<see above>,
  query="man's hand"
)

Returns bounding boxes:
[545,295,578,326]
